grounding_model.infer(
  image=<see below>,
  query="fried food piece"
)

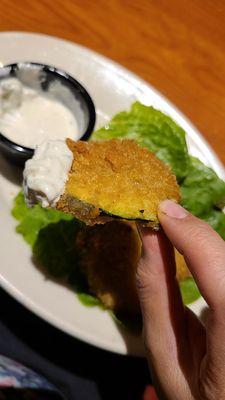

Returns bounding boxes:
[175,250,191,281]
[57,139,180,228]
[76,221,190,316]
[76,221,142,316]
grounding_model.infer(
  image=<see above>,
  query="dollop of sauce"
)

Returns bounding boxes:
[0,78,79,148]
[23,140,73,207]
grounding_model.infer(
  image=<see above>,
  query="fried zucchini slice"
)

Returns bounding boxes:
[76,221,141,316]
[175,250,191,281]
[76,222,190,315]
[57,139,180,228]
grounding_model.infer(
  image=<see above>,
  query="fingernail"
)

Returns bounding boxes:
[159,200,189,219]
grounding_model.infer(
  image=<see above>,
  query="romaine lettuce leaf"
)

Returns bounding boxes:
[179,277,201,305]
[180,157,225,216]
[12,191,73,247]
[33,219,81,278]
[202,210,225,240]
[12,192,82,278]
[77,293,102,307]
[92,102,189,180]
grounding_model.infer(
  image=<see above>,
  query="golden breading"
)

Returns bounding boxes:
[76,222,190,316]
[76,221,142,316]
[175,250,191,281]
[56,139,180,228]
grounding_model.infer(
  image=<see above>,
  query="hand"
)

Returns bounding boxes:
[136,200,225,400]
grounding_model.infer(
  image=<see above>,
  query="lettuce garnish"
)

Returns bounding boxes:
[180,157,225,217]
[12,191,74,247]
[92,102,189,181]
[180,278,201,305]
[12,192,81,276]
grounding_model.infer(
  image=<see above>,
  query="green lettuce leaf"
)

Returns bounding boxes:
[179,277,201,305]
[33,220,81,278]
[12,191,73,247]
[12,193,105,300]
[77,293,102,307]
[202,210,225,240]
[180,157,225,217]
[92,102,189,180]
[12,191,82,278]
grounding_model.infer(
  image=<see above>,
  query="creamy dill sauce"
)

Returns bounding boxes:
[0,78,79,148]
[23,140,73,208]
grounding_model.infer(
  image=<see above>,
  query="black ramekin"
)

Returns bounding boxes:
[0,62,96,166]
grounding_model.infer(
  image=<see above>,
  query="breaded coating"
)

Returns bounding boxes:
[175,250,191,281]
[57,139,180,228]
[76,221,142,316]
[76,222,190,316]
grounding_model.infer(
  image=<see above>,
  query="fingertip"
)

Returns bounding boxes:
[158,200,189,220]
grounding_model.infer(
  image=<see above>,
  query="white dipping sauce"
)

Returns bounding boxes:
[23,140,73,208]
[0,78,79,148]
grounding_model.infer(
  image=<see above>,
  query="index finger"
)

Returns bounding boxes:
[158,200,225,309]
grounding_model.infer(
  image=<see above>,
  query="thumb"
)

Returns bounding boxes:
[158,200,225,310]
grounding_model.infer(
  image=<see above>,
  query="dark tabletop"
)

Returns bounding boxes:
[0,287,150,400]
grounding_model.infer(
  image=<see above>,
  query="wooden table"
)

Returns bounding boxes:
[1,0,225,164]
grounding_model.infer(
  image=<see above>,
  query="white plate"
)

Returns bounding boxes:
[0,32,224,357]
